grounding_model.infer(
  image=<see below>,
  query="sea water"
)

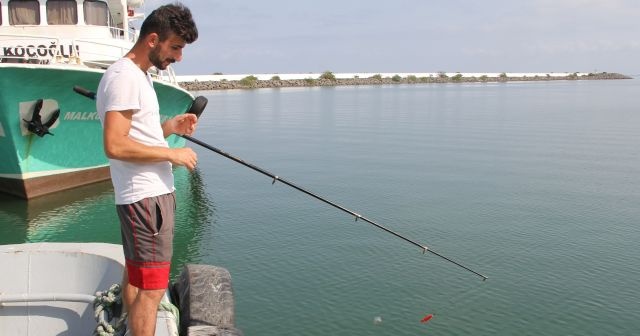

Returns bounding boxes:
[2,79,639,335]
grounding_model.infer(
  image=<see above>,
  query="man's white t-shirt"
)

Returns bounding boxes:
[96,57,174,205]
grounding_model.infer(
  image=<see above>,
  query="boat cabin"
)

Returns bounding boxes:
[0,0,140,67]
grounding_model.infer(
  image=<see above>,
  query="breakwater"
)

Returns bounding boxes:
[178,72,631,91]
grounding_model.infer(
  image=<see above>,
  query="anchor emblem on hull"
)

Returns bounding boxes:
[23,99,60,137]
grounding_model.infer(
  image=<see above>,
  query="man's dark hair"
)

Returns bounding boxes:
[139,3,198,43]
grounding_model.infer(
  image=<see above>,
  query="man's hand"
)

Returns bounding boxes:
[169,147,198,170]
[163,114,198,137]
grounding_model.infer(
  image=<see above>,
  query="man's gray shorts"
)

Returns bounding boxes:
[116,192,175,289]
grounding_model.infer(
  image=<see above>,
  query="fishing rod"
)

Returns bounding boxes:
[73,86,488,281]
[181,134,487,280]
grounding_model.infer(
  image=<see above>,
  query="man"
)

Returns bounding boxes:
[96,3,198,335]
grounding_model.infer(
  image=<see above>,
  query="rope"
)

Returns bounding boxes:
[158,300,180,323]
[93,284,126,336]
[158,300,181,336]
[91,284,180,336]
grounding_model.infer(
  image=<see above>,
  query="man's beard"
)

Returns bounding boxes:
[149,46,174,70]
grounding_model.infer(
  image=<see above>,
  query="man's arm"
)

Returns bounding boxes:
[103,110,197,169]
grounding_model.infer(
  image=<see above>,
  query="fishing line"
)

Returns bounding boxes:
[73,86,489,281]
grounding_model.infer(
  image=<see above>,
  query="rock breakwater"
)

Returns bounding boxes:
[179,72,631,91]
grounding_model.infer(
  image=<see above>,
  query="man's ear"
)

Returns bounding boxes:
[146,33,160,48]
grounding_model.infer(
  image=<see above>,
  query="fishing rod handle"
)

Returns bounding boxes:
[73,86,96,100]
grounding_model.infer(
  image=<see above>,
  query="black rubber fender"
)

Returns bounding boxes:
[172,264,242,336]
[185,325,243,336]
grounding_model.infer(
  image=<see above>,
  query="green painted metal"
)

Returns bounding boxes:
[0,65,193,177]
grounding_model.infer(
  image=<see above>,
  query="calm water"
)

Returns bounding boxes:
[2,79,640,335]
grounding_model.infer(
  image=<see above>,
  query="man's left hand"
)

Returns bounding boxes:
[165,114,198,136]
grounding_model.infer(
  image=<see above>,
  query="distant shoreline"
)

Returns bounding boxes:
[178,72,632,91]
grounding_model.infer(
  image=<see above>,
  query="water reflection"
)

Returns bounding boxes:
[171,166,217,277]
[0,180,114,243]
[0,168,217,280]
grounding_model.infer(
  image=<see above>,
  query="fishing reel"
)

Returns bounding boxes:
[187,95,208,118]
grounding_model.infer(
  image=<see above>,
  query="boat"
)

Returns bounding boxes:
[0,0,195,199]
[0,242,242,335]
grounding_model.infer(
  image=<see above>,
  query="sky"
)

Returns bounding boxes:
[140,0,640,76]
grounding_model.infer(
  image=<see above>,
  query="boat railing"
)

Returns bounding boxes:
[107,25,138,43]
[127,27,138,43]
[72,37,129,69]
[152,66,178,84]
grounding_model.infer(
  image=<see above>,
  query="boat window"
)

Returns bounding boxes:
[84,0,108,26]
[9,0,41,25]
[47,0,78,25]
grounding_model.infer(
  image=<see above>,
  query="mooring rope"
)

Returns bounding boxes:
[92,283,180,336]
[93,284,126,336]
